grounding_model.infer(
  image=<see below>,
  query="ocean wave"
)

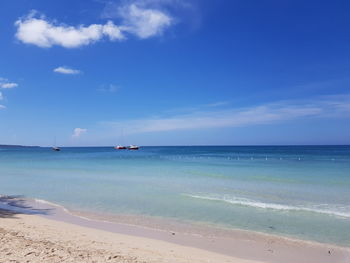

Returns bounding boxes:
[33,198,97,221]
[34,198,71,213]
[185,194,350,218]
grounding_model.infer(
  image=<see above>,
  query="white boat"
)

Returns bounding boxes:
[128,145,139,150]
[115,129,127,150]
[115,145,127,150]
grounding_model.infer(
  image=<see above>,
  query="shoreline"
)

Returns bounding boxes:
[0,210,258,263]
[1,196,349,262]
[34,198,350,248]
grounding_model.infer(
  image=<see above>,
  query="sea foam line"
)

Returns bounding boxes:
[185,194,350,218]
[34,198,71,213]
[33,198,97,221]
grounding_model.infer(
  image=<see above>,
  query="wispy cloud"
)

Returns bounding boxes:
[0,78,17,109]
[164,101,230,115]
[54,66,82,75]
[72,128,87,138]
[0,78,18,89]
[98,84,120,93]
[15,2,175,48]
[205,101,229,107]
[101,95,350,134]
[0,93,4,108]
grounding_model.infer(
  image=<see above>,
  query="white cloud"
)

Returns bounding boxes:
[72,128,87,138]
[101,95,350,134]
[15,4,174,48]
[0,78,17,109]
[205,101,229,107]
[0,83,18,89]
[119,4,173,38]
[98,84,119,92]
[54,66,81,75]
[0,78,18,89]
[15,12,124,48]
[102,21,125,40]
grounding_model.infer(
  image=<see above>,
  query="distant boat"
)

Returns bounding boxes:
[115,129,127,150]
[128,145,139,150]
[52,137,60,151]
[52,147,60,151]
[115,145,127,150]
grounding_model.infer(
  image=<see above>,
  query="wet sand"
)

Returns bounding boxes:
[0,197,349,263]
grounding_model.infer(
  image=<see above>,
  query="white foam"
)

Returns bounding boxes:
[185,194,350,218]
[34,198,70,213]
[33,198,95,221]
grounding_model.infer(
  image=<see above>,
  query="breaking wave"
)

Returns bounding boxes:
[185,194,350,218]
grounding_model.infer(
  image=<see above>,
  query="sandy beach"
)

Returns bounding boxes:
[1,204,349,263]
[0,209,261,263]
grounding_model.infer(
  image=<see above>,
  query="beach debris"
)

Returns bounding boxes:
[24,251,36,257]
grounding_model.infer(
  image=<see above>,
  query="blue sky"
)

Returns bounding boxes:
[0,0,349,146]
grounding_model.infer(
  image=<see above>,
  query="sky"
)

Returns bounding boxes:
[0,0,350,146]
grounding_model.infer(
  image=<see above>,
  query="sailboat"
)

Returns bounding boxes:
[52,137,61,151]
[52,146,61,151]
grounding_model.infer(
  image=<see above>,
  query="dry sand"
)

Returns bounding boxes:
[0,210,260,263]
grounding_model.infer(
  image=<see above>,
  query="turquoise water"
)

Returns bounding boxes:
[0,146,350,245]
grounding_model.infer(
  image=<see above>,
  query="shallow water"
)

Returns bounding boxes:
[0,146,349,245]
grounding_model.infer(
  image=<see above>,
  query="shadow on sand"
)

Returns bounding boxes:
[0,195,52,219]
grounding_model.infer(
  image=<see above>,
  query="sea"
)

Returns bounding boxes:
[0,146,349,246]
